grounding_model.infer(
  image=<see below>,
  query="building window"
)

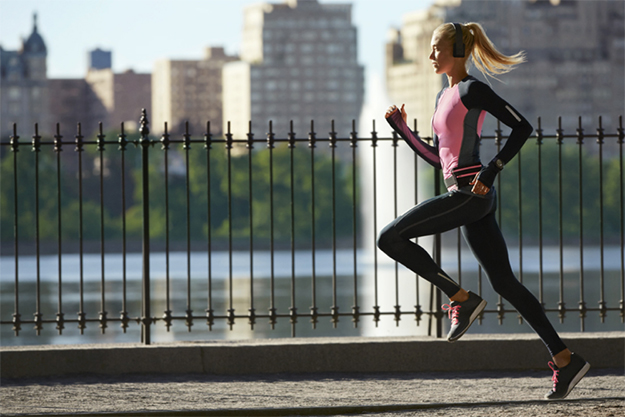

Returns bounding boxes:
[9,103,20,115]
[327,80,340,90]
[8,87,21,100]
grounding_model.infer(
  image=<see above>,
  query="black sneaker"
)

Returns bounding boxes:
[545,353,590,400]
[442,291,487,342]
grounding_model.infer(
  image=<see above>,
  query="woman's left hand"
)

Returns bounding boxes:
[469,176,490,195]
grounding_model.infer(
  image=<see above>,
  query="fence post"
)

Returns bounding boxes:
[139,109,152,344]
[433,171,443,338]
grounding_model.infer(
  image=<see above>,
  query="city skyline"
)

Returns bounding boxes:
[0,0,433,81]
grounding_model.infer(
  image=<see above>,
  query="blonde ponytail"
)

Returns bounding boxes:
[465,22,526,77]
[435,22,526,79]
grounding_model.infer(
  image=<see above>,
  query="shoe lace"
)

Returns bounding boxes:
[548,361,559,389]
[442,304,461,325]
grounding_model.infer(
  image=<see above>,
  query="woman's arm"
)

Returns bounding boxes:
[385,105,441,169]
[464,82,533,189]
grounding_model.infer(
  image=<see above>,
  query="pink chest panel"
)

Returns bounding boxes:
[432,87,467,179]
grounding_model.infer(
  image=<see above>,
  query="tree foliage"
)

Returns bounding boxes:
[1,133,622,249]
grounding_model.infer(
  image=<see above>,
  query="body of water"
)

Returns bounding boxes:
[1,246,623,346]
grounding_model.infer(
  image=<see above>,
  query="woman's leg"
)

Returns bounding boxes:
[461,211,568,358]
[377,190,493,298]
[463,207,590,400]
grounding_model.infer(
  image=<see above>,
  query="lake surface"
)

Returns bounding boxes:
[1,246,623,346]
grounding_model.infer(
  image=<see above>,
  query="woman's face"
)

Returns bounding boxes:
[429,33,454,75]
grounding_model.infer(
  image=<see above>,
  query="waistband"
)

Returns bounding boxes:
[444,164,483,190]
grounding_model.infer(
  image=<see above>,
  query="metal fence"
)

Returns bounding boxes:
[1,110,623,345]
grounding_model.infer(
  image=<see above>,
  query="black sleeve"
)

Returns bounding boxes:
[463,81,533,188]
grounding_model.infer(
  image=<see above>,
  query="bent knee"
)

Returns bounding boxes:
[377,224,402,253]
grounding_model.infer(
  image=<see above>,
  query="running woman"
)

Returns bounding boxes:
[379,22,590,400]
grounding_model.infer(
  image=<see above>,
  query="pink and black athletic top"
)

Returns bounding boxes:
[387,75,533,190]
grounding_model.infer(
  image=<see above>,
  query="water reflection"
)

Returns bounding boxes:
[1,247,623,346]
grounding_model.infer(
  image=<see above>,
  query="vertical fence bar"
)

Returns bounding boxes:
[96,123,108,333]
[597,116,607,322]
[75,123,86,334]
[54,123,65,334]
[288,121,297,335]
[10,124,21,335]
[309,120,318,328]
[204,121,215,330]
[618,116,625,323]
[267,121,277,329]
[576,117,586,330]
[330,120,339,327]
[413,119,422,326]
[139,109,152,345]
[536,118,545,308]
[350,120,360,327]
[32,124,43,335]
[183,122,193,331]
[517,136,523,287]
[118,123,130,332]
[225,122,235,329]
[160,122,172,331]
[248,121,257,331]
[494,121,505,325]
[433,166,443,338]
[556,117,565,323]
[392,131,400,326]
[371,121,380,326]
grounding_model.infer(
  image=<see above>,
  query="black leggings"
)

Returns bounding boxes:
[377,186,567,357]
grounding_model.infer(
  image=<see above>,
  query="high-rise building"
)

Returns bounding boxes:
[84,67,151,132]
[151,47,237,136]
[222,0,365,141]
[386,0,624,134]
[0,14,50,138]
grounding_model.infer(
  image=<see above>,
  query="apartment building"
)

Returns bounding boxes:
[152,47,237,136]
[222,0,365,141]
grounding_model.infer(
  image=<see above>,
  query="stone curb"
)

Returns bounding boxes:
[2,332,623,379]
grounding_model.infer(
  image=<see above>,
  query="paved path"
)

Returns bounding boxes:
[2,368,623,416]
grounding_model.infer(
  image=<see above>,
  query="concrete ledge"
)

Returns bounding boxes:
[1,332,623,379]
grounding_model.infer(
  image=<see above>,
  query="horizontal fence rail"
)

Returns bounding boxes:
[1,110,623,345]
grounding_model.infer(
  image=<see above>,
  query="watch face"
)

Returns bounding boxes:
[496,159,504,170]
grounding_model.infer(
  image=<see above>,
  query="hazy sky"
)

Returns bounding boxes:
[0,0,433,79]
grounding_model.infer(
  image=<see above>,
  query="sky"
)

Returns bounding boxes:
[0,0,433,79]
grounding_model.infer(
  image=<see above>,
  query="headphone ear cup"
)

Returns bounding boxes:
[452,23,465,58]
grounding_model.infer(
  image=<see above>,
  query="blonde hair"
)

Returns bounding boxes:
[434,22,526,79]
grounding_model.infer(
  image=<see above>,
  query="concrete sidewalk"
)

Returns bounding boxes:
[1,333,623,416]
[1,369,623,416]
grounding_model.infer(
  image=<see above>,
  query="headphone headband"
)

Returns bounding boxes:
[452,23,465,58]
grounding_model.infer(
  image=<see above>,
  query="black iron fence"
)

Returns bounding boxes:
[1,110,623,345]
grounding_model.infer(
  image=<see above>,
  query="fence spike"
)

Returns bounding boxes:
[204,121,212,150]
[139,108,150,136]
[160,122,170,150]
[31,123,41,152]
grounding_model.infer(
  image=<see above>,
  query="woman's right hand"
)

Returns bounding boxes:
[385,104,407,124]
